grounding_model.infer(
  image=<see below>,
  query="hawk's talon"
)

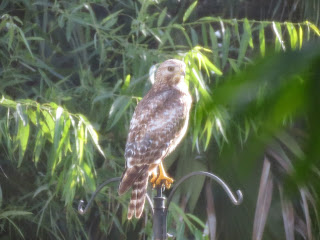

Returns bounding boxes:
[155,176,173,189]
[150,171,158,188]
[154,162,174,189]
[150,163,174,189]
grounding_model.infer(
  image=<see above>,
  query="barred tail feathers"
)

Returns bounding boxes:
[127,172,149,219]
[118,165,148,195]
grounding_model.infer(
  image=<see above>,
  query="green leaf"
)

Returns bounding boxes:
[79,114,105,158]
[17,28,34,58]
[107,96,132,130]
[16,103,28,126]
[186,213,206,228]
[203,119,212,149]
[238,21,251,66]
[183,1,197,23]
[222,28,230,68]
[229,58,240,72]
[191,27,198,45]
[173,24,192,47]
[201,24,208,47]
[77,121,85,164]
[272,22,286,51]
[8,22,15,50]
[101,10,122,26]
[244,18,253,49]
[259,23,266,57]
[299,25,303,49]
[201,54,222,75]
[48,106,64,174]
[0,210,32,219]
[40,110,54,141]
[307,21,320,36]
[18,116,30,167]
[121,74,131,92]
[209,26,220,68]
[287,23,298,50]
[157,7,167,27]
[33,129,44,166]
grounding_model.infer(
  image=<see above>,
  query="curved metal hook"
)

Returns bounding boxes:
[78,177,121,215]
[165,171,243,212]
[78,177,154,215]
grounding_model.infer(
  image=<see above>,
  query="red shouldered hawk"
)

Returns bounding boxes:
[118,59,192,219]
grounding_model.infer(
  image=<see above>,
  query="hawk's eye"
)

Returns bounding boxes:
[167,66,174,72]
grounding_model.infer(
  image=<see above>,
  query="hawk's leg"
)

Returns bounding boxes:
[154,162,174,189]
[150,170,158,188]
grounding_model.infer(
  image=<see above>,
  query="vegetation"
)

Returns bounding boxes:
[0,0,320,239]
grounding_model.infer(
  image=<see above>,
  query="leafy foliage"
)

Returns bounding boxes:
[0,0,320,239]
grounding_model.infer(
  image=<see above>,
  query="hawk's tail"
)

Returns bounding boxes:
[127,171,149,219]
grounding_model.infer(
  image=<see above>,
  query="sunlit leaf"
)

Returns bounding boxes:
[259,23,266,56]
[299,25,303,49]
[79,114,105,158]
[286,23,298,49]
[307,21,320,36]
[48,106,64,174]
[18,116,29,167]
[244,18,253,49]
[272,22,286,51]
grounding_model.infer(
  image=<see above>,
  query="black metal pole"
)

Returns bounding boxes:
[153,186,167,240]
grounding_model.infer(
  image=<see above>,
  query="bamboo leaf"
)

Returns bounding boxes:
[0,210,32,218]
[77,121,85,164]
[79,114,105,158]
[307,21,320,36]
[48,107,64,174]
[18,115,29,168]
[209,26,220,68]
[233,19,240,44]
[201,54,222,75]
[222,28,230,68]
[238,21,251,66]
[33,130,44,166]
[183,1,198,23]
[186,213,206,228]
[191,27,198,45]
[201,23,208,47]
[16,103,27,126]
[229,58,240,72]
[17,28,34,58]
[173,24,192,47]
[259,23,266,57]
[107,96,132,130]
[286,23,298,50]
[157,7,167,27]
[122,74,131,91]
[272,22,286,51]
[203,119,212,149]
[252,157,273,240]
[244,18,253,49]
[299,25,303,49]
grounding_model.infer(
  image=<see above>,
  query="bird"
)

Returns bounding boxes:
[118,59,192,219]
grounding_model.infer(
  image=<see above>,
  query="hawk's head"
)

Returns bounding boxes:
[155,59,186,86]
